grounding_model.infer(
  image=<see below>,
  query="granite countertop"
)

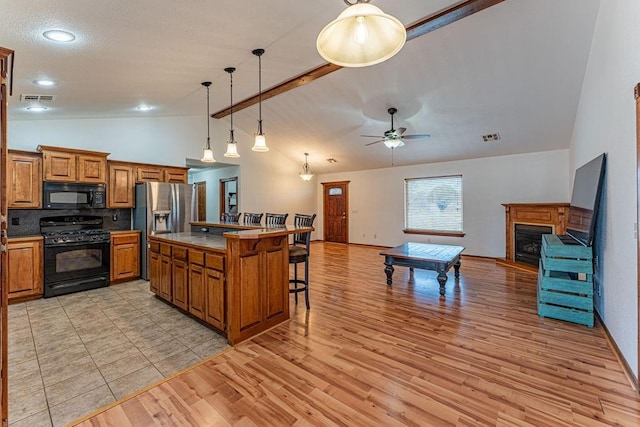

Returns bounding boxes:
[149,232,227,252]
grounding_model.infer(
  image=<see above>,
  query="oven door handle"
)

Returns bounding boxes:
[45,240,109,248]
[88,191,95,207]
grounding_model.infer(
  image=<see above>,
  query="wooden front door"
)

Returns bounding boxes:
[0,47,14,426]
[194,181,206,221]
[322,181,349,243]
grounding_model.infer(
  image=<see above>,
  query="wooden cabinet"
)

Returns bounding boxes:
[205,253,225,331]
[110,231,141,283]
[38,145,109,183]
[7,237,43,302]
[8,151,42,209]
[188,250,206,321]
[108,162,135,208]
[159,243,173,302]
[136,165,163,182]
[172,246,188,310]
[149,242,160,294]
[164,168,188,183]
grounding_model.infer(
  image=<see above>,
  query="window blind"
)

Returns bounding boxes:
[405,175,463,233]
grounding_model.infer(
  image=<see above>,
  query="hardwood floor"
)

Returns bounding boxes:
[74,242,640,426]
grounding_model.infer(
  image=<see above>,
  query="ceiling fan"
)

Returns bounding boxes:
[362,107,431,149]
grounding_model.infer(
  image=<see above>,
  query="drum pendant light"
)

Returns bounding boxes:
[200,81,216,163]
[317,0,406,68]
[224,67,240,158]
[252,48,269,152]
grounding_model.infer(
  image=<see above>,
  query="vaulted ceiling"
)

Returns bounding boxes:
[1,0,600,173]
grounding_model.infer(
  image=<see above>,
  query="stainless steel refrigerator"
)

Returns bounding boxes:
[134,182,194,280]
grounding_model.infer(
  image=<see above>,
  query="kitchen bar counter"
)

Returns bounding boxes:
[148,223,313,345]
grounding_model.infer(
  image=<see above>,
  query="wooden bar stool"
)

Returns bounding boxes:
[265,213,288,226]
[243,212,263,226]
[220,212,241,223]
[289,213,316,309]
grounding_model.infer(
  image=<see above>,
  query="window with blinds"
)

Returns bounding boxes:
[404,175,463,234]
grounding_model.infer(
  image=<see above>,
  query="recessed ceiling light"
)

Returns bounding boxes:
[27,106,48,112]
[136,105,152,111]
[43,30,76,42]
[33,79,57,87]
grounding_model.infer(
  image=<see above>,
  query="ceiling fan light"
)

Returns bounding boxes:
[201,148,216,163]
[224,142,240,158]
[383,139,404,149]
[252,134,269,152]
[317,2,406,67]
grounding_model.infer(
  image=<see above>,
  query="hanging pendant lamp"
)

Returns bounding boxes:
[200,81,216,163]
[317,0,406,68]
[299,153,314,181]
[224,67,240,158]
[252,48,269,152]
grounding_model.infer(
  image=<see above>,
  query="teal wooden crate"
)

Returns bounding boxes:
[537,302,594,327]
[539,270,593,296]
[542,234,592,259]
[538,288,592,310]
[540,246,593,275]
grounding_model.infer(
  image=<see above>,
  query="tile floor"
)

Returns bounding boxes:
[7,280,229,427]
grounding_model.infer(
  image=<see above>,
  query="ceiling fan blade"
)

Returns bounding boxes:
[402,134,431,140]
[360,134,383,138]
[397,127,407,135]
[365,140,384,146]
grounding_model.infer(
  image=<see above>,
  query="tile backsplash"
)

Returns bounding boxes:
[8,208,132,237]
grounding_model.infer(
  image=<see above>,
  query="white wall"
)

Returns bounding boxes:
[569,0,640,378]
[8,115,317,225]
[316,149,570,257]
[189,166,240,222]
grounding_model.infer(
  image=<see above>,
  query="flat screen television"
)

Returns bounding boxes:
[566,153,606,246]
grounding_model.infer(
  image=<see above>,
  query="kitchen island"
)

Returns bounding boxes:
[148,223,312,345]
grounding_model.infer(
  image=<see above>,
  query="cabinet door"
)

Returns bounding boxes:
[8,152,42,208]
[136,166,163,182]
[188,263,206,320]
[7,239,43,300]
[43,151,76,182]
[111,243,139,281]
[205,267,225,331]
[159,254,172,302]
[77,154,106,183]
[149,250,160,294]
[172,258,188,310]
[163,168,188,183]
[108,164,134,208]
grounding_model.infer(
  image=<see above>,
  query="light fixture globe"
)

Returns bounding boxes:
[252,134,269,152]
[201,148,215,162]
[200,81,216,163]
[383,139,404,149]
[224,142,240,158]
[299,153,314,181]
[317,1,406,67]
[252,48,270,152]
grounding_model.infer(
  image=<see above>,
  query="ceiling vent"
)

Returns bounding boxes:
[482,133,501,142]
[20,94,56,103]
[326,158,337,163]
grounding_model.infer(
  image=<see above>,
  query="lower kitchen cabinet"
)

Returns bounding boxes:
[159,244,173,302]
[110,231,141,283]
[149,242,160,294]
[172,246,188,310]
[205,258,225,331]
[7,237,44,302]
[188,250,206,321]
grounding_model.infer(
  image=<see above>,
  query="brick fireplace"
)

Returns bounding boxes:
[501,203,569,269]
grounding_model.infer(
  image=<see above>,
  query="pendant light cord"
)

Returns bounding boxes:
[258,53,262,133]
[225,67,236,143]
[206,84,211,148]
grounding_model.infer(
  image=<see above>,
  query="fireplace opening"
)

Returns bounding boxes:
[514,223,553,266]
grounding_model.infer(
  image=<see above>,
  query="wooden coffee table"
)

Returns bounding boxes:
[380,242,465,296]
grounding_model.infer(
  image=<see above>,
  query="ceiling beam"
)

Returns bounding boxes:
[212,0,505,119]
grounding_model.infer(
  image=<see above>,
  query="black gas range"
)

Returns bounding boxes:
[40,216,110,297]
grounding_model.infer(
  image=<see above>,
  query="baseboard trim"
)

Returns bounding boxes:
[596,311,639,392]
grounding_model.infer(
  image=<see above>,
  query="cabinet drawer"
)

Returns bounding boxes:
[206,253,225,271]
[150,241,160,253]
[160,243,172,256]
[172,246,188,261]
[189,250,205,266]
[112,233,140,245]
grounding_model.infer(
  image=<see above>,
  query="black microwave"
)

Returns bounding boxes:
[43,182,106,209]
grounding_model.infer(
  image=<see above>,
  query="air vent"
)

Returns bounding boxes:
[482,133,501,142]
[326,158,337,163]
[20,94,56,103]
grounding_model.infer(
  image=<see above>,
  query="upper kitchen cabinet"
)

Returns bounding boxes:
[8,150,42,209]
[37,145,108,183]
[136,165,163,182]
[164,168,188,183]
[107,161,135,208]
[134,163,188,183]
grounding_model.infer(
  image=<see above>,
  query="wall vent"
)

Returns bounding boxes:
[482,133,501,142]
[20,94,56,103]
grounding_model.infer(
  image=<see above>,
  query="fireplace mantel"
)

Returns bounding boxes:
[501,203,570,270]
